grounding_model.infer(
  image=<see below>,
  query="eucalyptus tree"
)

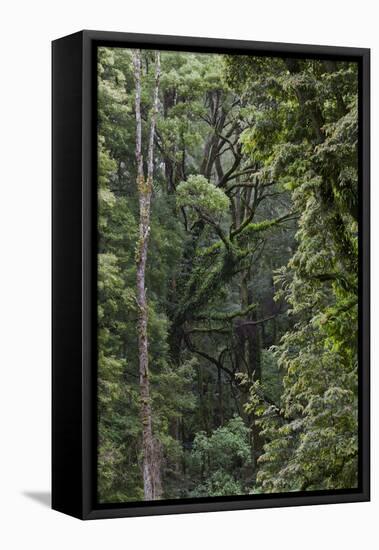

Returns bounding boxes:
[132,49,162,500]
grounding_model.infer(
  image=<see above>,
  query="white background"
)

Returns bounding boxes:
[0,1,376,548]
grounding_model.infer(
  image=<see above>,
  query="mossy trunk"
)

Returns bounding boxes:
[133,49,162,500]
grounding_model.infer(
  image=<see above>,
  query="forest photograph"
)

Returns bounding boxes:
[96,46,359,503]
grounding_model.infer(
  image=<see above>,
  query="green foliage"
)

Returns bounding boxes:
[189,417,252,496]
[96,47,359,502]
[226,55,359,493]
[177,175,229,218]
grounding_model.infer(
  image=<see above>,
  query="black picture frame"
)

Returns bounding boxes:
[52,30,370,520]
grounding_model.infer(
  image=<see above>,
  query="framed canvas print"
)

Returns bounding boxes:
[52,30,370,519]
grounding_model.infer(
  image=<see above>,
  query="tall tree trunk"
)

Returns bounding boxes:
[236,181,264,475]
[133,49,161,501]
[217,366,224,426]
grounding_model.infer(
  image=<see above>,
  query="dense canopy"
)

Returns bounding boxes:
[97,47,358,502]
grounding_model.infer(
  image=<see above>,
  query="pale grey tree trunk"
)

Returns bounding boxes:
[132,49,162,501]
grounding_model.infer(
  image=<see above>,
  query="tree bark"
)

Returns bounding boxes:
[133,49,162,501]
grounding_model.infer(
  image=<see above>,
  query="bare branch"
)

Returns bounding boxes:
[184,334,234,378]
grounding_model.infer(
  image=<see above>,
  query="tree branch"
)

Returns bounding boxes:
[184,334,234,378]
[231,212,298,239]
[193,303,257,322]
